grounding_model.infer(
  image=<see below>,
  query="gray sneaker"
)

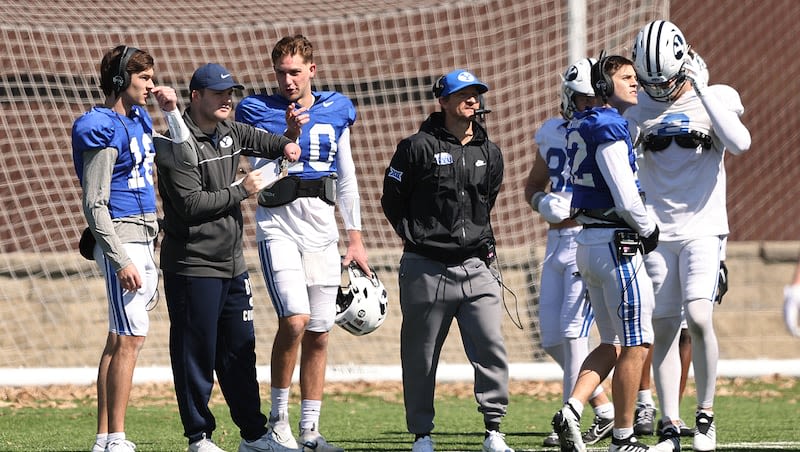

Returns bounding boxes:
[552,404,586,452]
[238,432,275,452]
[412,435,434,452]
[583,416,614,445]
[543,431,560,447]
[634,403,656,436]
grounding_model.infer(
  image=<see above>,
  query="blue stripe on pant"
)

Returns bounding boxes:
[164,271,267,444]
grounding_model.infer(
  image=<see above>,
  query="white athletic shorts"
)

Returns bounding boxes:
[258,239,340,332]
[575,236,654,347]
[538,227,594,348]
[94,241,157,336]
[644,236,723,319]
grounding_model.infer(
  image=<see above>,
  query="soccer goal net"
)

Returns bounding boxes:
[0,1,670,377]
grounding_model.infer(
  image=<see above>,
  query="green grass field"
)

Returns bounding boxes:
[0,377,798,451]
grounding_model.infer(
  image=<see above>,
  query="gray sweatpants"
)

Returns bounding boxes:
[398,252,509,435]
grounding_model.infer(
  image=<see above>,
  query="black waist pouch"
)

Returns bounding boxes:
[257,175,336,208]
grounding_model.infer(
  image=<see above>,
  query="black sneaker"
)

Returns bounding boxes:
[652,424,681,452]
[582,415,613,445]
[609,435,650,452]
[656,418,694,438]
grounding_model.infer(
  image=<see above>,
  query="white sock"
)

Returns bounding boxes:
[613,427,634,440]
[594,402,614,420]
[107,432,125,442]
[270,386,290,419]
[637,389,655,407]
[95,433,108,446]
[566,397,584,417]
[300,399,322,431]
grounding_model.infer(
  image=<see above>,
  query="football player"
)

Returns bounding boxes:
[524,57,615,448]
[550,53,664,452]
[72,45,177,452]
[625,19,752,452]
[235,34,369,452]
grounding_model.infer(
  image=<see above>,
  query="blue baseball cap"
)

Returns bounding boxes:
[433,69,489,98]
[189,63,245,91]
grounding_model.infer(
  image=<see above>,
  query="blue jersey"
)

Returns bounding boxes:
[236,91,356,180]
[72,105,157,218]
[567,107,637,210]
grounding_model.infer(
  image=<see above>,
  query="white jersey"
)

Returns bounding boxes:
[625,85,745,240]
[534,117,572,206]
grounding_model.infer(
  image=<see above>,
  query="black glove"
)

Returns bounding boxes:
[640,225,659,254]
[715,261,728,304]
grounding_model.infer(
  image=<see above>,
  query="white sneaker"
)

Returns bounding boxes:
[299,427,344,452]
[482,430,514,452]
[105,439,136,452]
[189,437,226,452]
[92,440,106,452]
[262,413,299,451]
[692,411,716,452]
[552,404,586,452]
[412,435,434,452]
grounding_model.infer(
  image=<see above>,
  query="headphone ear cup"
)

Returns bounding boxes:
[432,75,444,97]
[112,74,125,90]
[113,46,138,94]
[602,73,613,97]
[590,53,612,99]
[594,79,607,98]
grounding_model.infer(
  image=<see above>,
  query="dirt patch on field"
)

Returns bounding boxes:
[0,376,795,409]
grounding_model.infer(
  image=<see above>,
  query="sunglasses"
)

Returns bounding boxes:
[642,130,713,152]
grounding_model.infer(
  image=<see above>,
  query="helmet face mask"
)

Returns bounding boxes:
[335,264,388,336]
[632,19,688,102]
[560,57,597,119]
[640,72,686,101]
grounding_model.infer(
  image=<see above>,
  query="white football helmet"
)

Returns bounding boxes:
[335,264,388,336]
[632,19,688,101]
[560,57,597,119]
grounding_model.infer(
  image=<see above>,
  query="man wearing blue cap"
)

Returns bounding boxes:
[155,62,301,452]
[381,69,513,452]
